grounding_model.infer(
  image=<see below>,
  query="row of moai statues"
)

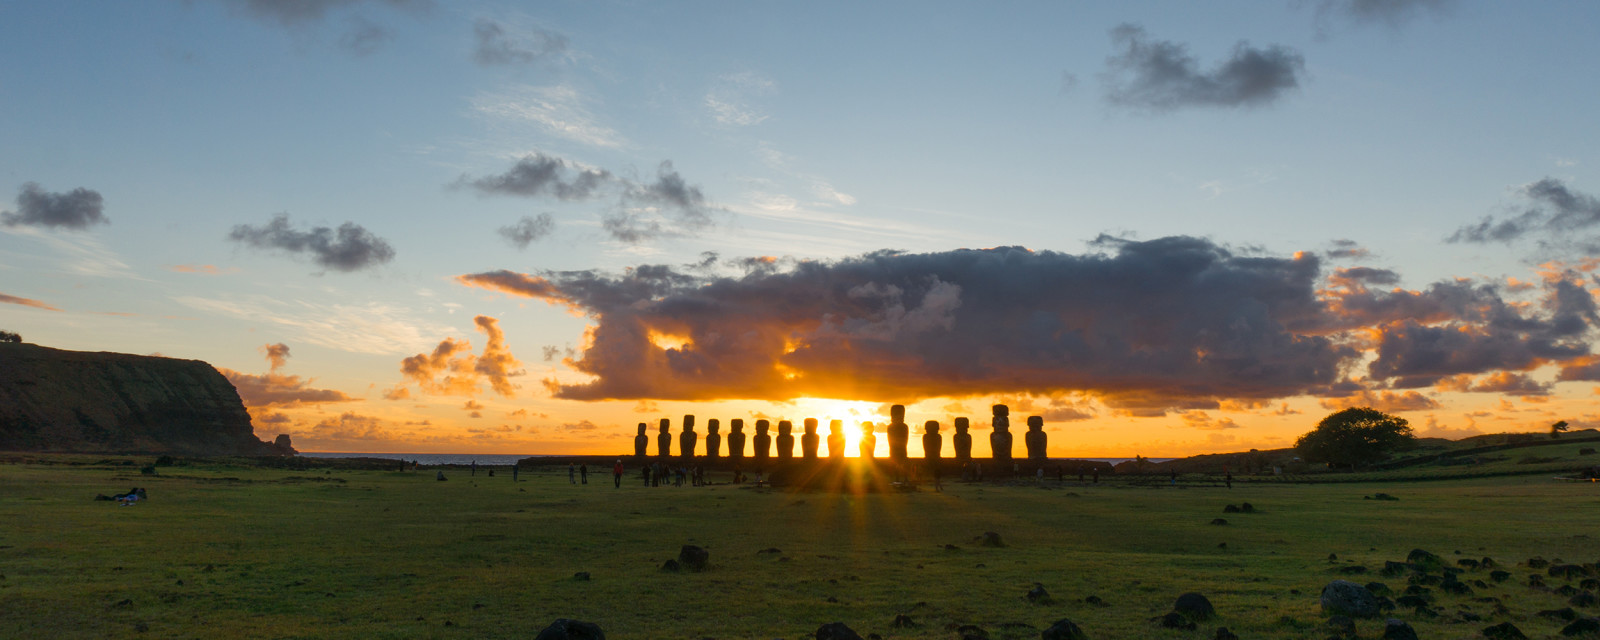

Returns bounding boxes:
[631,404,1048,460]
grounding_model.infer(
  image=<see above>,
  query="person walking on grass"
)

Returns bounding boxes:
[613,459,624,488]
[512,464,518,482]
[580,463,589,485]
[568,463,576,485]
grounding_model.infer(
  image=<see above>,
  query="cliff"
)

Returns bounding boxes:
[0,343,285,455]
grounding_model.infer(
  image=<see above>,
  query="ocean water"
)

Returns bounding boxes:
[300,452,1169,466]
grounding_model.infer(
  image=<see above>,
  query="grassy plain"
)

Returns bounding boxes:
[2,452,1598,640]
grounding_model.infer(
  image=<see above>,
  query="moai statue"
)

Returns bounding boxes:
[705,419,722,459]
[728,419,747,460]
[801,418,820,459]
[826,419,846,459]
[923,420,943,460]
[887,404,910,462]
[858,422,878,459]
[679,414,698,458]
[753,420,772,462]
[634,423,649,458]
[1025,415,1047,460]
[776,420,796,461]
[990,405,1013,461]
[657,418,673,458]
[953,417,973,461]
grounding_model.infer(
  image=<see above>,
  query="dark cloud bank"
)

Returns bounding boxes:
[459,236,1597,412]
[1450,178,1600,255]
[228,213,395,272]
[1101,24,1305,112]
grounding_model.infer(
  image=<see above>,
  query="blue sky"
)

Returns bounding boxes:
[3,1,1598,455]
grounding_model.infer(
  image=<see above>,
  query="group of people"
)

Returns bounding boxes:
[639,461,716,487]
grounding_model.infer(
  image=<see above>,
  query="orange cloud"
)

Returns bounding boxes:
[169,264,239,275]
[221,369,359,407]
[261,343,290,372]
[398,315,525,397]
[0,292,62,312]
[1318,390,1439,413]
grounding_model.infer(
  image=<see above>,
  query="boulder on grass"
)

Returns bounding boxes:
[678,545,709,572]
[534,618,605,640]
[1041,618,1087,640]
[815,622,864,640]
[1321,580,1380,618]
[1174,592,1216,620]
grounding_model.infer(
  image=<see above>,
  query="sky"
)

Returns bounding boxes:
[3,0,1600,457]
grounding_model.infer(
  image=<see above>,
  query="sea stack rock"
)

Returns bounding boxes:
[657,418,672,458]
[953,417,973,460]
[990,405,1013,461]
[727,419,746,459]
[634,423,649,458]
[753,420,772,462]
[801,418,820,459]
[705,419,721,459]
[887,404,910,462]
[826,419,846,459]
[678,415,697,458]
[923,420,942,459]
[776,420,795,460]
[858,422,877,458]
[1025,415,1047,460]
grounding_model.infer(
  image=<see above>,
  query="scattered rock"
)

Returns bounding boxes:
[1459,559,1482,569]
[891,614,916,629]
[1382,561,1423,576]
[678,545,710,572]
[1561,618,1600,636]
[977,532,1005,547]
[1338,565,1369,575]
[1214,627,1240,640]
[815,622,864,640]
[1529,557,1551,569]
[942,544,961,551]
[1583,578,1600,590]
[953,623,989,639]
[1481,621,1528,639]
[1241,502,1256,513]
[1174,592,1216,620]
[1026,583,1051,603]
[534,618,605,640]
[1040,619,1086,640]
[1395,595,1430,609]
[1558,585,1580,596]
[1481,557,1496,568]
[1322,580,1380,618]
[1531,575,1547,588]
[757,547,782,555]
[1539,607,1580,621]
[1367,493,1399,501]
[660,559,681,572]
[1553,565,1594,579]
[572,572,590,581]
[1382,618,1419,640]
[1366,582,1393,596]
[1490,570,1512,582]
[1224,504,1242,513]
[1154,612,1196,630]
[1407,549,1444,570]
[1210,518,1229,526]
[1570,591,1598,608]
[1084,595,1106,606]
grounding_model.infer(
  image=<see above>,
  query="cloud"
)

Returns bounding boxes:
[470,84,625,148]
[1319,389,1439,413]
[222,369,360,407]
[338,16,391,55]
[463,153,613,199]
[1,183,108,230]
[261,342,291,372]
[218,0,425,26]
[1448,178,1600,255]
[398,315,525,397]
[498,213,555,249]
[0,292,62,312]
[228,213,395,272]
[302,411,396,444]
[1464,371,1551,396]
[1101,24,1305,112]
[169,264,239,275]
[173,294,455,356]
[459,237,1353,406]
[705,71,775,126]
[1325,239,1370,260]
[458,153,720,243]
[1310,0,1456,34]
[473,18,568,67]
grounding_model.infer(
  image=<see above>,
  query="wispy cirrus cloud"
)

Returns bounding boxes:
[472,17,569,67]
[0,292,61,311]
[470,84,626,149]
[705,71,776,127]
[173,294,455,356]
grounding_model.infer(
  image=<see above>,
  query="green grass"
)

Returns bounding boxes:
[3,457,1599,639]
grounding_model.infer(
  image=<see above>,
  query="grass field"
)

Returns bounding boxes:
[2,455,1598,639]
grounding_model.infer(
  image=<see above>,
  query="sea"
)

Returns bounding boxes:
[301,452,1171,466]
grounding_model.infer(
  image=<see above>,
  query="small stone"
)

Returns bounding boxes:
[1027,583,1051,603]
[1562,618,1600,637]
[1240,503,1256,512]
[678,545,710,572]
[891,614,916,628]
[1481,622,1528,639]
[1529,557,1551,569]
[1366,582,1392,596]
[1214,627,1240,640]
[1154,612,1196,630]
[1490,570,1512,582]
[1224,504,1242,513]
[1540,607,1579,621]
[660,559,681,572]
[1041,618,1086,640]
[815,622,864,640]
[1211,518,1229,526]
[1382,618,1419,640]
[572,572,590,581]
[1084,595,1106,606]
[977,532,1005,547]
[1570,591,1598,608]
[1174,592,1216,620]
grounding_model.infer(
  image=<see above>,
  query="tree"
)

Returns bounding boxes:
[1551,420,1569,439]
[0,330,20,343]
[1296,407,1416,470]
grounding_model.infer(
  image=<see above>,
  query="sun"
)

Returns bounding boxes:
[794,398,882,457]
